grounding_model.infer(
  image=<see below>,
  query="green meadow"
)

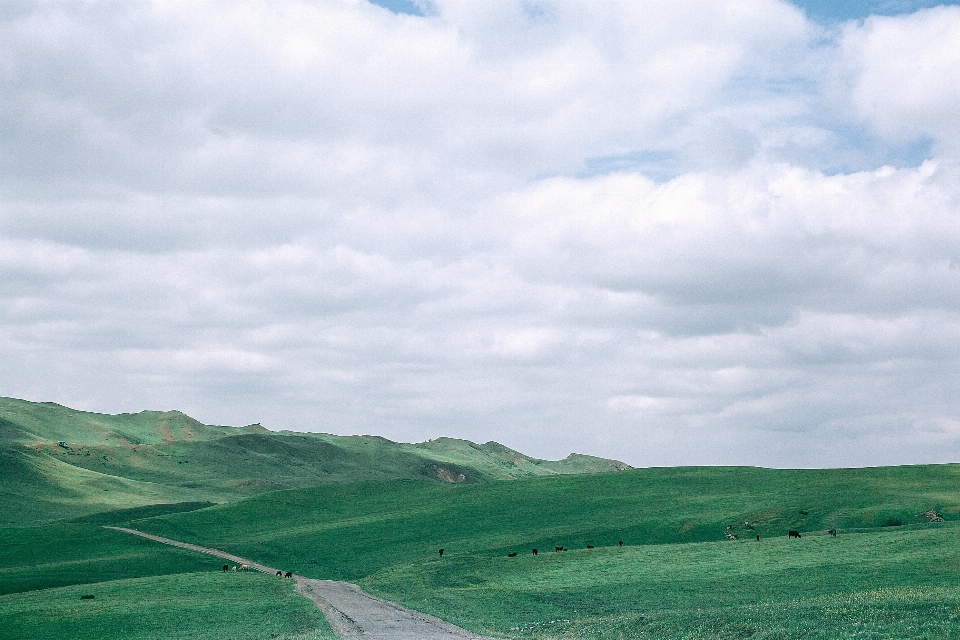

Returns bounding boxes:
[0,572,336,640]
[0,523,338,639]
[137,465,960,581]
[365,525,960,638]
[5,398,960,638]
[122,464,960,638]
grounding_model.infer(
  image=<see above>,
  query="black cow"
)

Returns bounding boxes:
[828,529,837,537]
[276,570,283,576]
[223,564,229,572]
[532,548,538,555]
[618,540,623,547]
[586,545,594,549]
[507,552,518,557]
[439,548,444,557]
[756,534,760,541]
[285,571,293,578]
[788,530,801,538]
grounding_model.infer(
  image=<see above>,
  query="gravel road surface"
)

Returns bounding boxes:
[105,526,498,640]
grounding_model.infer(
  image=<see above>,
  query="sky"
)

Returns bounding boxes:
[2,0,960,468]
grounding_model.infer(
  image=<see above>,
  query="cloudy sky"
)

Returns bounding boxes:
[3,0,960,468]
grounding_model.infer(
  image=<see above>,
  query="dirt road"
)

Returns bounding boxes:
[105,527,498,640]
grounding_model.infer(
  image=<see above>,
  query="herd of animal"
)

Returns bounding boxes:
[434,531,838,559]
[221,563,293,578]
[219,529,838,576]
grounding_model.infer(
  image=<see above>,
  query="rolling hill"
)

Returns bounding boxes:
[7,395,960,638]
[0,396,630,525]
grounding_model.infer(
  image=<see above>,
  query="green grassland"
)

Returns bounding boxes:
[0,571,337,640]
[0,523,218,595]
[0,397,628,525]
[6,397,960,638]
[121,464,960,638]
[0,523,337,639]
[133,464,960,581]
[365,525,960,638]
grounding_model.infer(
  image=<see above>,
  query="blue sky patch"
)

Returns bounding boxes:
[368,0,425,16]
[793,0,960,22]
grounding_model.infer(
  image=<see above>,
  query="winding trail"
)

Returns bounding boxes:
[104,527,498,640]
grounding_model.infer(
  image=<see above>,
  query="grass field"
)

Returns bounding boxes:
[0,523,218,595]
[134,464,960,581]
[0,571,337,640]
[0,397,628,526]
[363,524,960,638]
[6,397,960,639]
[0,522,338,640]
[114,464,960,639]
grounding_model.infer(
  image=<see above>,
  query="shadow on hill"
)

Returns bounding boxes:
[0,396,630,525]
[66,502,218,526]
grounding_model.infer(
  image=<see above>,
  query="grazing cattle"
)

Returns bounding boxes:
[554,545,567,552]
[788,530,801,539]
[828,529,837,537]
[223,564,229,572]
[532,548,538,555]
[231,565,237,571]
[240,564,249,571]
[507,552,518,557]
[438,548,444,557]
[276,571,283,576]
[285,571,293,578]
[586,545,594,549]
[756,534,760,541]
[618,540,623,547]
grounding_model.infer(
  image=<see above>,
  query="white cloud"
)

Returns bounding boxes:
[839,6,960,152]
[2,0,960,467]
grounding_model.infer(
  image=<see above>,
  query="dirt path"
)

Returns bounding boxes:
[104,527,498,640]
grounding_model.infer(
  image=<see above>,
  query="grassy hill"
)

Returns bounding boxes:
[5,396,960,638]
[366,524,960,639]
[0,397,629,525]
[0,522,337,639]
[116,463,960,638]
[130,464,960,582]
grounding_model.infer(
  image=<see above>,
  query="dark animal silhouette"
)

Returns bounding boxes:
[756,534,760,541]
[438,548,444,557]
[507,552,518,557]
[619,540,623,547]
[554,545,567,552]
[788,530,801,538]
[828,529,837,537]
[276,570,283,576]
[532,548,538,555]
[285,571,293,578]
[81,595,95,600]
[223,564,229,572]
[586,545,594,549]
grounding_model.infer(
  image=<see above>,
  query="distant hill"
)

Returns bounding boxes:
[0,397,630,525]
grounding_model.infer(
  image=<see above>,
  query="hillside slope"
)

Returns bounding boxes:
[133,464,960,582]
[0,397,630,524]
